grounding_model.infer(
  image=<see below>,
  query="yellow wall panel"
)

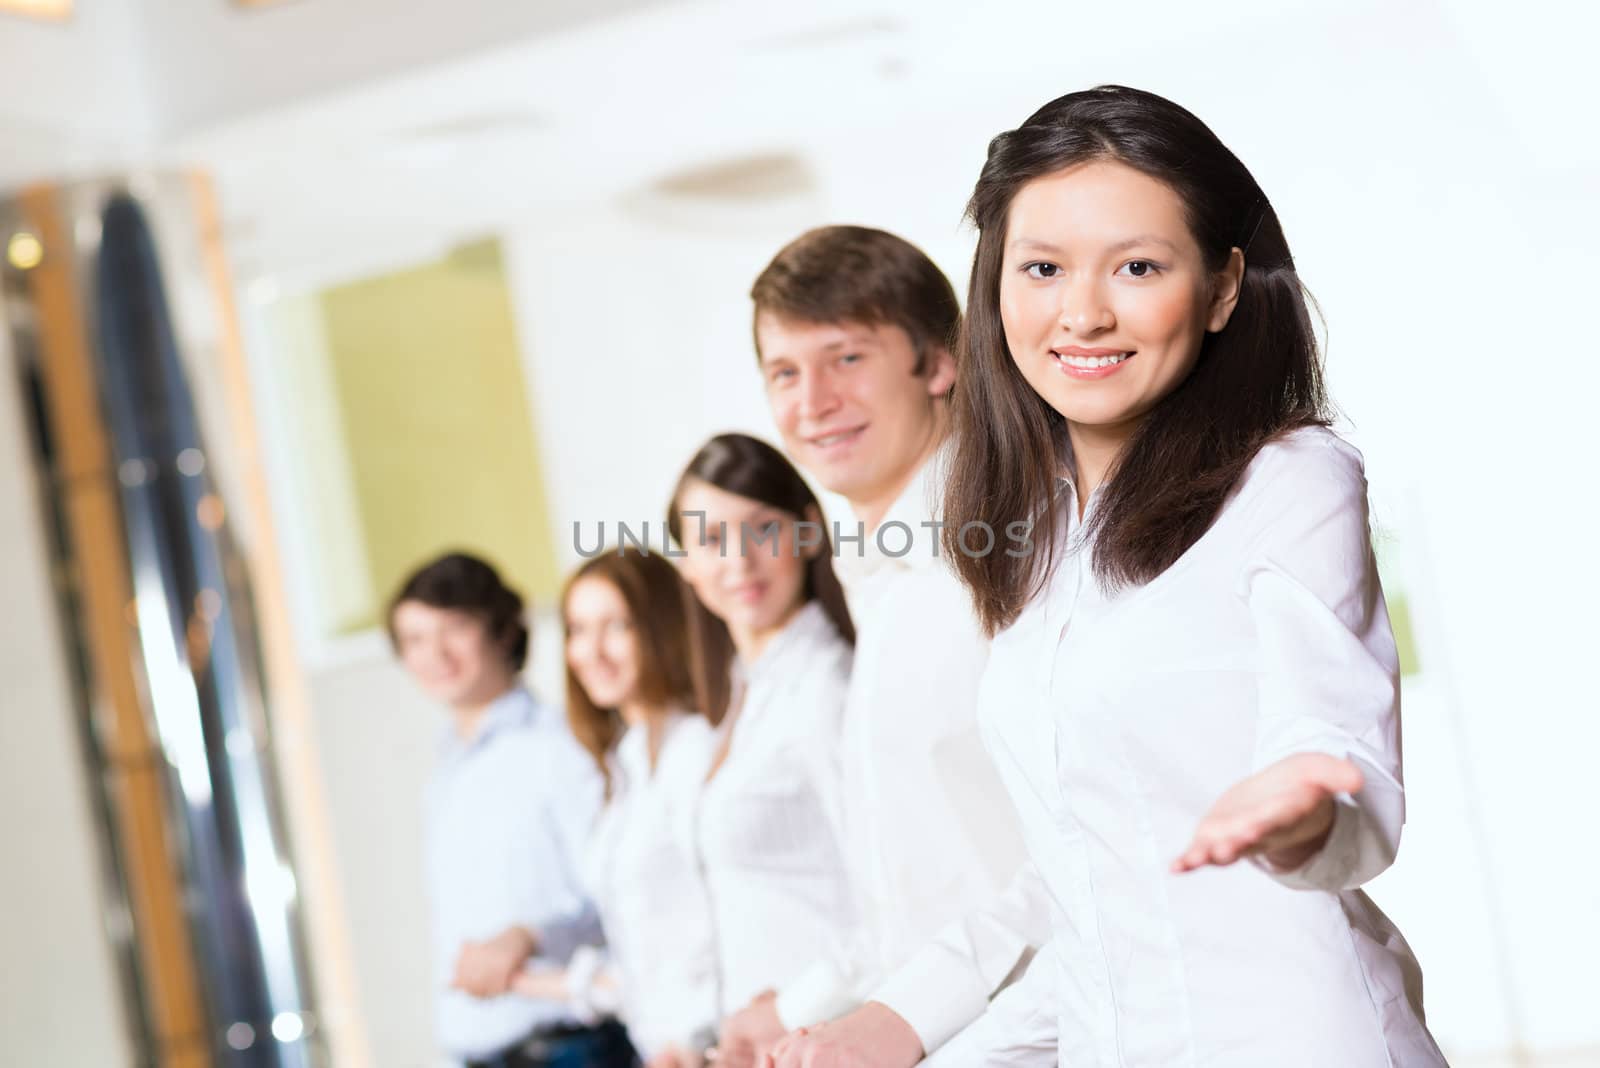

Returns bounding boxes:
[316,238,559,629]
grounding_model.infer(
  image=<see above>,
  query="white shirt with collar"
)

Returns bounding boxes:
[574,711,721,1058]
[775,454,1047,1053]
[424,686,603,1062]
[949,427,1445,1066]
[693,599,857,1015]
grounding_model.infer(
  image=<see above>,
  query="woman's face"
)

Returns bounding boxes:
[564,575,644,710]
[998,159,1242,444]
[674,477,813,638]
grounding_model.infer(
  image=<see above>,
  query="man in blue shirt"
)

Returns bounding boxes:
[387,552,633,1068]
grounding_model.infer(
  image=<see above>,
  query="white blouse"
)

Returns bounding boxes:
[576,712,721,1058]
[693,599,858,1015]
[958,428,1447,1066]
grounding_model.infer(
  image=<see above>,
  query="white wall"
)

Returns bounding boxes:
[0,0,158,188]
[298,654,439,1068]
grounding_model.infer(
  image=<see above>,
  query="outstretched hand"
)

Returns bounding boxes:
[1173,753,1363,874]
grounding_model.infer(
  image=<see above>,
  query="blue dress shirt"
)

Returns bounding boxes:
[424,687,604,1061]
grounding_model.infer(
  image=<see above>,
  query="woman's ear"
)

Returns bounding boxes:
[1207,247,1246,333]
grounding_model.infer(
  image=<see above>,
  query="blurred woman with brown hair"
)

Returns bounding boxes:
[513,548,719,1067]
[664,433,858,1058]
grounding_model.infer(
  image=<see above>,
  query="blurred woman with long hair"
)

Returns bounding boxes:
[666,433,859,1056]
[513,548,718,1067]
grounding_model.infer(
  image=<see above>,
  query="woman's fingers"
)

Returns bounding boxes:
[1173,753,1361,874]
[1175,806,1298,872]
[1171,840,1211,873]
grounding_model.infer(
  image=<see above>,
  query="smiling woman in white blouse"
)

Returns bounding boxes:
[512,547,722,1066]
[845,85,1446,1067]
[665,434,859,1047]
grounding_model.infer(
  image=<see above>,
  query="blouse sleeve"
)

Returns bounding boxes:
[869,858,1052,1054]
[528,732,607,960]
[564,945,622,1024]
[1236,433,1405,892]
[918,940,1057,1068]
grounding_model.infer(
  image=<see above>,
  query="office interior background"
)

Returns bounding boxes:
[0,0,1595,1065]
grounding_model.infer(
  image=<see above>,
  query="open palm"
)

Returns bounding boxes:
[1173,753,1363,874]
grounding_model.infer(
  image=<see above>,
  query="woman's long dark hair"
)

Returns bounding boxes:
[560,547,699,796]
[667,433,854,724]
[944,85,1330,635]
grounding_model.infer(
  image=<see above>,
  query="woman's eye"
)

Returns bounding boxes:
[1023,262,1059,280]
[839,353,862,365]
[1117,260,1161,278]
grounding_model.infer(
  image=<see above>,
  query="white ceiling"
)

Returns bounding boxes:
[176,0,1014,282]
[5,0,1592,287]
[156,0,1373,280]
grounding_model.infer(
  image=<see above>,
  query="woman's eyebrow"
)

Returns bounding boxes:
[1106,234,1181,254]
[1007,237,1063,255]
[1008,234,1182,255]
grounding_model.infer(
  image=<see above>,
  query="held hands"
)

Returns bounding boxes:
[763,1002,923,1068]
[508,966,569,1002]
[451,925,538,998]
[1173,753,1364,874]
[716,990,786,1068]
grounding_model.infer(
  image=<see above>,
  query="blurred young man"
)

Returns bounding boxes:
[716,228,1049,1068]
[388,552,630,1068]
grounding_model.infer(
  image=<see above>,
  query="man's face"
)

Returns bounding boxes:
[756,315,954,520]
[391,601,511,708]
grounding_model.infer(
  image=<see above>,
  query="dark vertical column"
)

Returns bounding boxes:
[5,180,325,1068]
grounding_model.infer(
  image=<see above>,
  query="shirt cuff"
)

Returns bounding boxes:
[1256,791,1361,891]
[774,958,861,1030]
[565,945,616,1024]
[868,942,992,1054]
